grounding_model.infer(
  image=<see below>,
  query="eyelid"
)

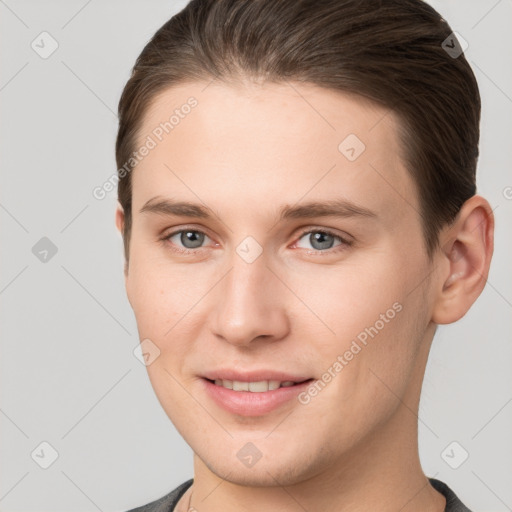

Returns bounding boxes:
[162,224,214,240]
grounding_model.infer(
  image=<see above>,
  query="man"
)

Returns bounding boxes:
[115,1,494,510]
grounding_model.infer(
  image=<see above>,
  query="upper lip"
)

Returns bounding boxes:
[202,369,312,383]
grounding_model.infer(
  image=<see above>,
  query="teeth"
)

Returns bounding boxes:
[213,379,297,392]
[268,380,280,391]
[248,381,268,392]
[233,381,249,391]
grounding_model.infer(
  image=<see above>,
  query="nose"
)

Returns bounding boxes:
[209,252,290,348]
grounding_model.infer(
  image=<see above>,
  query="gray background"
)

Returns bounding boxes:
[0,1,510,511]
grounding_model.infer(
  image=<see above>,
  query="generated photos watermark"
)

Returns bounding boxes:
[298,301,403,405]
[92,96,198,200]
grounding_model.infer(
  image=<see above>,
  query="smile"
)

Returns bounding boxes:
[202,375,314,416]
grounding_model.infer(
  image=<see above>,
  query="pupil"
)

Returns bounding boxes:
[311,232,333,250]
[181,231,204,249]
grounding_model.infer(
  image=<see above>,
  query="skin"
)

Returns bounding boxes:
[115,80,494,512]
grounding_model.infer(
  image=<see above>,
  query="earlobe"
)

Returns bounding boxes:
[432,195,494,325]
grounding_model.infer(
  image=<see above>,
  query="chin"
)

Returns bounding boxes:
[195,438,332,488]
[205,458,308,487]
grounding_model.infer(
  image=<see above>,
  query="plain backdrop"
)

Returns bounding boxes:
[1,1,511,511]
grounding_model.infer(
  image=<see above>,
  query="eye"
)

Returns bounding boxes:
[294,229,351,252]
[162,229,213,253]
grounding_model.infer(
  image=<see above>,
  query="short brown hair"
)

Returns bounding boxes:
[116,0,480,263]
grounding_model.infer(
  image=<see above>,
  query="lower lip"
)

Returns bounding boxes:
[202,378,313,417]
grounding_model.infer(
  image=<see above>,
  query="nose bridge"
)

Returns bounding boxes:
[211,247,289,346]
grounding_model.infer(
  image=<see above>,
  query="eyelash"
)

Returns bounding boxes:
[160,227,353,256]
[295,228,353,255]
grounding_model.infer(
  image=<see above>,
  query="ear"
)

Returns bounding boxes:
[115,203,124,234]
[115,204,129,277]
[432,195,494,324]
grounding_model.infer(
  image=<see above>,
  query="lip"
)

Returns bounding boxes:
[201,373,314,417]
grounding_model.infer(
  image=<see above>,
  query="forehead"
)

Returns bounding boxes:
[131,81,418,225]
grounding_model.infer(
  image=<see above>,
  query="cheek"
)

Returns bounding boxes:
[290,251,427,397]
[284,254,408,348]
[126,257,205,411]
[126,247,204,333]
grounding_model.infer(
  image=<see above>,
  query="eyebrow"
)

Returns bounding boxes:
[139,197,377,221]
[280,199,376,220]
[140,198,211,218]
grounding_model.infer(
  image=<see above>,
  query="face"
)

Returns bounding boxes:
[120,81,439,485]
